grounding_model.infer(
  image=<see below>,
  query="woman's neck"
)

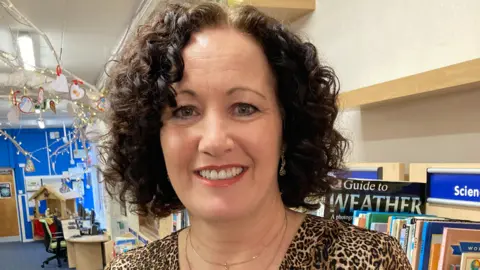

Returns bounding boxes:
[188,193,287,262]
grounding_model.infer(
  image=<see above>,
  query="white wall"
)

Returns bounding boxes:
[292,0,480,91]
[292,0,480,168]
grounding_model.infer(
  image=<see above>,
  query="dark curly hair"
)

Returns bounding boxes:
[101,1,348,218]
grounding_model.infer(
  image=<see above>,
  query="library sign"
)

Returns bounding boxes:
[427,172,480,206]
[322,179,426,222]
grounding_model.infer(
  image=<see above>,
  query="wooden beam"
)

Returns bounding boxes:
[338,58,480,109]
[228,0,315,22]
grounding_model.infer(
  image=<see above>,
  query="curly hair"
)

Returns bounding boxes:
[102,1,349,218]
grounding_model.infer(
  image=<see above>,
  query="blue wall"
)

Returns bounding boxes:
[0,127,93,241]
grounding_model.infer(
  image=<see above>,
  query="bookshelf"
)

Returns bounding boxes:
[227,0,315,22]
[338,58,480,109]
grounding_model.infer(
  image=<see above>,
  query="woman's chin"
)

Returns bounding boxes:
[192,201,252,221]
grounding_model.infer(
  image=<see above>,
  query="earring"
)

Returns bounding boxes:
[279,151,286,176]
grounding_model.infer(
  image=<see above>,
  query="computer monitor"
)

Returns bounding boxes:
[90,210,96,225]
[78,204,86,220]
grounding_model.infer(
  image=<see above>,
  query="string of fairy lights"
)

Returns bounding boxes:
[0,0,108,172]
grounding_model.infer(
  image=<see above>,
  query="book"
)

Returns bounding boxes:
[438,228,480,270]
[427,243,441,270]
[402,220,411,252]
[410,217,449,269]
[357,214,366,228]
[370,222,388,233]
[418,221,480,270]
[460,252,480,270]
[323,179,426,223]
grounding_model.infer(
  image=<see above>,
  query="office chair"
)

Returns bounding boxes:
[39,217,67,268]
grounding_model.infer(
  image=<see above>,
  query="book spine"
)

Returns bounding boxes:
[418,223,430,270]
[402,223,410,252]
[437,232,448,270]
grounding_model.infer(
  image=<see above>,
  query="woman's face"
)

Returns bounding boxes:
[160,27,283,221]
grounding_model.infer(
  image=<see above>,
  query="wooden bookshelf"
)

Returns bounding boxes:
[338,58,480,109]
[227,0,315,22]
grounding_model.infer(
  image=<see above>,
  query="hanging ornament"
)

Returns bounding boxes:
[50,65,69,93]
[11,90,20,106]
[7,106,20,124]
[86,89,100,100]
[70,80,85,100]
[18,96,34,113]
[25,158,35,172]
[97,97,106,112]
[37,87,45,104]
[49,100,57,114]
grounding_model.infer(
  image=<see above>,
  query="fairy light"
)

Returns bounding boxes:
[1,1,112,168]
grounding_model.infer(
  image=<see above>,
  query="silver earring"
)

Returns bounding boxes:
[279,151,286,176]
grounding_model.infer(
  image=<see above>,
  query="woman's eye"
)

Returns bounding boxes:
[172,106,198,119]
[233,103,258,116]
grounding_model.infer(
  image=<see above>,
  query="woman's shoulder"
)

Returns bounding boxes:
[105,232,179,270]
[296,214,412,269]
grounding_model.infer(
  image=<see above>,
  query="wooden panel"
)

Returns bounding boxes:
[409,163,480,183]
[427,204,480,222]
[228,0,315,22]
[0,171,19,237]
[338,58,480,109]
[104,240,114,264]
[346,162,405,181]
[73,242,103,270]
[158,215,173,239]
[67,241,76,268]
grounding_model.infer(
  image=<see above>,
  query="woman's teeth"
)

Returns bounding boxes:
[199,167,244,180]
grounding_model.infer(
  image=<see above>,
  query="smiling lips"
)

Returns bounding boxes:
[195,165,247,187]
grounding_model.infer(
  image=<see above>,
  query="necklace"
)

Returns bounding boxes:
[186,210,288,270]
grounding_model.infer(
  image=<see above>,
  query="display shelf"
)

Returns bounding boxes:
[346,162,405,181]
[409,163,480,222]
[228,0,315,22]
[338,58,480,109]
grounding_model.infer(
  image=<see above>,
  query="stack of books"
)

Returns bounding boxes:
[352,211,480,270]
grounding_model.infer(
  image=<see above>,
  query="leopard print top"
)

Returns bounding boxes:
[106,215,412,269]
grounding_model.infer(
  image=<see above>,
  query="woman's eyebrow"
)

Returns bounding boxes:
[226,87,266,100]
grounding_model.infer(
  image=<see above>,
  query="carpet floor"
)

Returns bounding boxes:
[0,241,72,270]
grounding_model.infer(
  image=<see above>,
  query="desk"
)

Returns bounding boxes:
[66,235,110,270]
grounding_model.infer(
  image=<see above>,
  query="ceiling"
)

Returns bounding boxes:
[0,0,145,127]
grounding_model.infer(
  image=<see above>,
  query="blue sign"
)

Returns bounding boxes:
[452,242,480,255]
[428,173,480,203]
[138,235,149,245]
[348,170,381,180]
[128,228,138,237]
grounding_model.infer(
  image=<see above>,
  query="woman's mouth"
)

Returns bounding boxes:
[195,166,247,187]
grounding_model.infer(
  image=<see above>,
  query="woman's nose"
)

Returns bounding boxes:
[197,116,234,157]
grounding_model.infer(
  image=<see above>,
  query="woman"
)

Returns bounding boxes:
[103,1,411,269]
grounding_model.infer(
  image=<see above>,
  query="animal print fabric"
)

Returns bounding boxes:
[106,214,412,269]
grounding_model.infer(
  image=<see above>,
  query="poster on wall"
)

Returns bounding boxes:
[73,180,85,196]
[26,178,42,192]
[319,178,426,223]
[0,183,12,198]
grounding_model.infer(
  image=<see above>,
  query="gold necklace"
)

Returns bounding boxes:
[186,211,288,270]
